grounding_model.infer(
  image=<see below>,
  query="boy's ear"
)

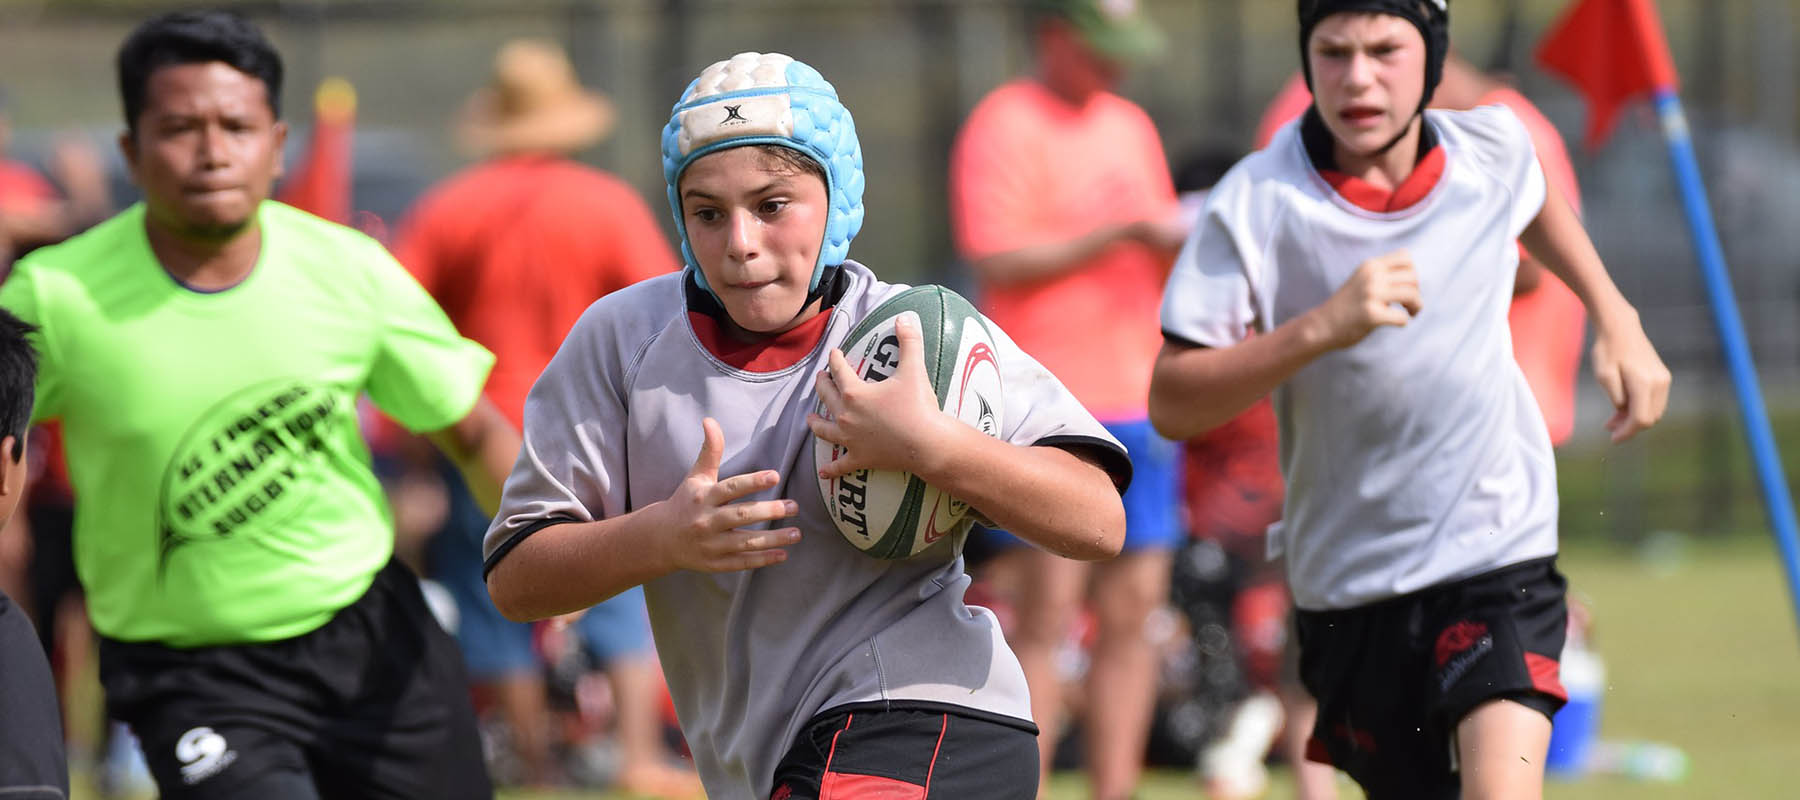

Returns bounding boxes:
[0,433,18,496]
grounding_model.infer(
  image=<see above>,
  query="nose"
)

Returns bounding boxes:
[196,121,230,169]
[1344,50,1377,90]
[723,208,758,263]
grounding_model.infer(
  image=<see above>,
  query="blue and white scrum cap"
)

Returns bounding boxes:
[661,52,866,298]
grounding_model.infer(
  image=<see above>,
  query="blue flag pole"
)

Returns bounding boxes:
[1651,88,1800,632]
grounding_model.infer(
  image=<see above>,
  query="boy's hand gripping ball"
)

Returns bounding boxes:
[814,286,1004,559]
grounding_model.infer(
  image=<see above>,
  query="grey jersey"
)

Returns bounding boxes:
[1161,106,1557,611]
[486,261,1126,798]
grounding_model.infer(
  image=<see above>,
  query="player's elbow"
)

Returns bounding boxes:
[1149,351,1210,440]
[1148,382,1216,441]
[1065,499,1126,561]
[485,563,545,623]
[1147,392,1191,440]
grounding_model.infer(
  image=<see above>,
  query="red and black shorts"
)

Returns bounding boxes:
[1295,556,1569,800]
[768,703,1038,800]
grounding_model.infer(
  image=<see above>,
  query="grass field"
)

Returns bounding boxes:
[482,535,1797,799]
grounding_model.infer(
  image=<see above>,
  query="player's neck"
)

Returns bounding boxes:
[1329,117,1425,193]
[144,214,264,292]
[1032,68,1101,110]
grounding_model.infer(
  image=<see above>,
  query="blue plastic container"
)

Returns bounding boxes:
[1546,645,1604,775]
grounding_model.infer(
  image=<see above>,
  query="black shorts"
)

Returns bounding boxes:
[768,703,1039,800]
[98,559,491,800]
[1295,556,1568,800]
[0,590,67,799]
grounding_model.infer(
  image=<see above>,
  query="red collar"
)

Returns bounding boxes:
[1317,145,1446,213]
[688,310,833,372]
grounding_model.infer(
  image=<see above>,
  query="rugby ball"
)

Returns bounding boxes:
[815,285,1005,559]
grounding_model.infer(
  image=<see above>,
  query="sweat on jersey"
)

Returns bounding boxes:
[0,201,494,647]
[1161,106,1558,612]
[485,261,1129,798]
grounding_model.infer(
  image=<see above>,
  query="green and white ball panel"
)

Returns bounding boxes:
[815,286,1005,559]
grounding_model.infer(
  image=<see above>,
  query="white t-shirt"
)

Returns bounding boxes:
[1161,106,1558,611]
[485,261,1127,798]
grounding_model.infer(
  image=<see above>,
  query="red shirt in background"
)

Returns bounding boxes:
[949,80,1178,422]
[0,160,56,217]
[1,161,74,502]
[392,156,677,428]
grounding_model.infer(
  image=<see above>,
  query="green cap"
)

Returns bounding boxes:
[1033,0,1166,63]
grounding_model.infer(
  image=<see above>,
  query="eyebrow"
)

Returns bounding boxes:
[681,179,791,202]
[1313,33,1403,48]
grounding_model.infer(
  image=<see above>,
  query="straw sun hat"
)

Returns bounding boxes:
[455,38,615,156]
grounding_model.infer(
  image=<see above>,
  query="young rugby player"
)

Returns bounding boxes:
[483,52,1130,799]
[1149,2,1671,798]
[0,11,517,798]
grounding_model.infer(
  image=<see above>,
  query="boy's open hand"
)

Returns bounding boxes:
[809,315,954,480]
[658,418,801,573]
[1590,320,1671,443]
[1313,250,1422,349]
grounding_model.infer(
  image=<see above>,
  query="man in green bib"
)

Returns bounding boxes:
[0,11,516,799]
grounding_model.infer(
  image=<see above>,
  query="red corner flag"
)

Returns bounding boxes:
[277,78,357,224]
[1535,0,1680,149]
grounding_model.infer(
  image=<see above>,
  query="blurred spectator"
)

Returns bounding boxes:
[390,38,692,797]
[948,2,1186,797]
[0,87,113,272]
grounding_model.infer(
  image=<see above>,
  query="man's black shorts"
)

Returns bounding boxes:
[98,559,491,800]
[1295,556,1568,800]
[768,703,1038,800]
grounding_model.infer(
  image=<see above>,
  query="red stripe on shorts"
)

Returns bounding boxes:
[921,714,948,796]
[1305,735,1333,766]
[823,713,853,775]
[1525,652,1568,702]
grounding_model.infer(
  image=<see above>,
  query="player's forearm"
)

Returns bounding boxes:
[486,505,678,621]
[1149,314,1333,440]
[0,205,71,249]
[429,398,520,518]
[969,222,1136,286]
[1521,185,1636,330]
[913,428,1124,561]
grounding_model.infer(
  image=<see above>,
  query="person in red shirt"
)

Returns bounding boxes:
[949,2,1187,797]
[0,88,113,273]
[391,40,694,797]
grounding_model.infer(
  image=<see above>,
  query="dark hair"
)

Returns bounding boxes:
[117,10,283,134]
[751,144,828,184]
[0,309,38,461]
